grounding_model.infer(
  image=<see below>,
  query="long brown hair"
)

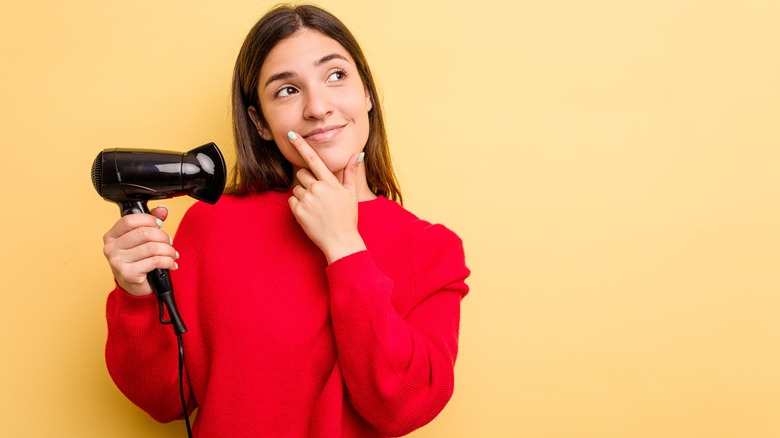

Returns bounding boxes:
[228,4,402,203]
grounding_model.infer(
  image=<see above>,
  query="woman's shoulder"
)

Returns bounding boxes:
[364,197,470,295]
[362,196,465,254]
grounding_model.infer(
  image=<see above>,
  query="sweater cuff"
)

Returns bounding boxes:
[325,249,369,271]
[106,284,160,330]
[325,250,394,311]
[325,250,380,288]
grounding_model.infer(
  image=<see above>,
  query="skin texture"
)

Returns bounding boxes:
[250,29,373,183]
[103,30,377,294]
[287,131,368,264]
[102,206,176,296]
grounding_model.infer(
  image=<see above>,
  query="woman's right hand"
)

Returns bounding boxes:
[102,206,178,297]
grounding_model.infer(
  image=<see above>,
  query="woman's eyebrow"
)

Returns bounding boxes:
[315,53,348,66]
[264,71,294,89]
[264,54,349,89]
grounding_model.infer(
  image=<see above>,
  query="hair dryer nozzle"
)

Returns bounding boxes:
[91,152,104,197]
[184,142,227,204]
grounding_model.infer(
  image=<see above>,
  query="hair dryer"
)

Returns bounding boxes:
[91,142,227,335]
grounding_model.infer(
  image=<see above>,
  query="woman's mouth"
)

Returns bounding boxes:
[303,125,345,143]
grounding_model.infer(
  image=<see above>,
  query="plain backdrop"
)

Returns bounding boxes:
[1,0,779,436]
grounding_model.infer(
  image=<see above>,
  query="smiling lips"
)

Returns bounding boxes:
[303,125,346,143]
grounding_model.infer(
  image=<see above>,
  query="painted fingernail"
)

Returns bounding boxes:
[175,251,180,260]
[357,152,365,163]
[287,131,297,141]
[174,262,179,270]
[169,236,173,245]
[156,218,164,228]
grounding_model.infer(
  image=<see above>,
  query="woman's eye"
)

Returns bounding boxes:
[276,86,297,97]
[327,70,346,82]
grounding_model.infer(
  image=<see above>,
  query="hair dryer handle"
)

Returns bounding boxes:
[119,200,151,216]
[147,268,188,335]
[118,202,187,335]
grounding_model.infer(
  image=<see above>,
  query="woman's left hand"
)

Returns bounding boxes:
[287,131,367,264]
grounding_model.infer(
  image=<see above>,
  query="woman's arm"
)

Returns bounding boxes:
[105,288,196,422]
[326,227,469,436]
[103,205,201,423]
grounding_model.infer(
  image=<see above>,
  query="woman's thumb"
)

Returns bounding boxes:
[151,205,169,222]
[341,152,365,192]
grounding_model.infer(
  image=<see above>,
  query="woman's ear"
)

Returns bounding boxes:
[365,88,373,112]
[248,106,274,141]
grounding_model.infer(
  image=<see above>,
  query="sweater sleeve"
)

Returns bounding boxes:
[326,224,470,436]
[105,286,194,422]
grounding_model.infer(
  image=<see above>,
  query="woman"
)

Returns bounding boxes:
[103,4,470,437]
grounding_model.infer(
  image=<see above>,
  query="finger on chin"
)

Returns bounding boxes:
[287,131,334,181]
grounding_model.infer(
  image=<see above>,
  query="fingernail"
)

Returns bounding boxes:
[156,218,164,228]
[287,131,297,141]
[174,262,179,270]
[158,205,168,211]
[357,152,365,163]
[169,236,173,245]
[175,251,180,260]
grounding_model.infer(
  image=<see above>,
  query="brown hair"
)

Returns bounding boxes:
[227,3,402,203]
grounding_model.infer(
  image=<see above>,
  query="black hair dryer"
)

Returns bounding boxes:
[91,143,227,335]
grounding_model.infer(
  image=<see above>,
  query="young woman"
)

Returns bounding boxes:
[102,4,470,437]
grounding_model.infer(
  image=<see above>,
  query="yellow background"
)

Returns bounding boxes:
[1,0,778,436]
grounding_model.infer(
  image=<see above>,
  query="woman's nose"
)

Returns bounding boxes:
[303,87,333,120]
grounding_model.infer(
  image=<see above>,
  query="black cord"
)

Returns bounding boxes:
[158,298,193,437]
[177,334,193,438]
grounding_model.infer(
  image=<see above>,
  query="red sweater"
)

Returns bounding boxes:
[105,191,470,437]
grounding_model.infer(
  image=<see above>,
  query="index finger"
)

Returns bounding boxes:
[104,213,163,240]
[287,131,336,182]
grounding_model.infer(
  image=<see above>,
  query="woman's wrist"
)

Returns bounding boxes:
[323,234,367,264]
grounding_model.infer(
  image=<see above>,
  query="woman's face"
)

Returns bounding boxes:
[253,29,372,178]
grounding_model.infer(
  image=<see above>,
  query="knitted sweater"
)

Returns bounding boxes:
[105,190,470,437]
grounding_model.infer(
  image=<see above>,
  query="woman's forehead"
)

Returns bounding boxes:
[262,30,354,74]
